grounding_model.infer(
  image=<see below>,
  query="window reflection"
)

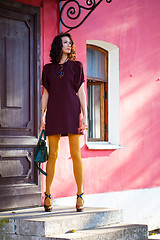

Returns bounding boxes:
[87,48,105,80]
[87,84,101,139]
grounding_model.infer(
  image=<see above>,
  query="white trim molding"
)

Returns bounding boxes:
[86,40,121,149]
[87,141,122,150]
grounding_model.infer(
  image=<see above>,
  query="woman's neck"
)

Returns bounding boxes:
[59,54,68,64]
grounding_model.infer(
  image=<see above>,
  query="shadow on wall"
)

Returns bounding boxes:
[113,66,160,191]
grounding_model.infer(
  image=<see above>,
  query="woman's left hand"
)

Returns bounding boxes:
[77,83,88,133]
[81,115,88,132]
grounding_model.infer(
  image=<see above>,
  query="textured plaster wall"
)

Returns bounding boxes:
[16,0,160,202]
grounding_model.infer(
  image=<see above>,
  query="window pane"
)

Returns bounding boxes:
[87,84,101,139]
[87,48,105,79]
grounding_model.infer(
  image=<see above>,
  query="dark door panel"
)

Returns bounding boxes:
[0,8,35,136]
[0,148,36,185]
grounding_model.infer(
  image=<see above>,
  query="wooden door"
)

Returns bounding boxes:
[0,0,41,210]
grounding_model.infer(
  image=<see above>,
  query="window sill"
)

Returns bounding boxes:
[86,141,122,150]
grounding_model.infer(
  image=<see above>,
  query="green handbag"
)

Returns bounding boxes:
[34,130,48,176]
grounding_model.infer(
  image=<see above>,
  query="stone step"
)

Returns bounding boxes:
[148,233,160,239]
[0,221,148,240]
[0,206,123,237]
[1,224,147,240]
[44,224,148,240]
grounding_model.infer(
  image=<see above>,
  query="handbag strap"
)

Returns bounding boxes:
[35,162,47,176]
[39,129,46,141]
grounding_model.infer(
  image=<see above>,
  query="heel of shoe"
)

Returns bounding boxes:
[44,192,52,212]
[76,193,84,212]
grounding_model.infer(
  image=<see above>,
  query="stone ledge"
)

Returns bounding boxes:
[0,219,15,234]
[0,206,123,236]
[0,232,40,240]
[46,224,148,240]
[0,224,148,240]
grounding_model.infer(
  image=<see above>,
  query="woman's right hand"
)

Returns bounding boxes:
[40,113,46,131]
[40,121,45,131]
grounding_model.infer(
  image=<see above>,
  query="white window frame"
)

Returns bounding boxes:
[86,40,122,150]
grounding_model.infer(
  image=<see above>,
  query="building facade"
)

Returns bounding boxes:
[0,0,160,229]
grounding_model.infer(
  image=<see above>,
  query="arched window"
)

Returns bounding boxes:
[87,45,108,141]
[86,40,121,149]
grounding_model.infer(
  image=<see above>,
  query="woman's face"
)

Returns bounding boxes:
[61,36,72,55]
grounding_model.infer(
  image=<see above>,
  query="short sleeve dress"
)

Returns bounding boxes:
[42,60,85,136]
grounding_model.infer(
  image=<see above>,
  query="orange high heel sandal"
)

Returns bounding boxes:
[76,193,84,212]
[44,192,52,212]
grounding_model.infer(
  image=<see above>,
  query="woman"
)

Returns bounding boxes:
[40,32,87,212]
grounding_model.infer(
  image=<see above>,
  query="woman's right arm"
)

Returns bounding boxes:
[40,87,49,131]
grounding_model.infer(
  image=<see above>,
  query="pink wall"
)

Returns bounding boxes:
[16,0,160,201]
[59,0,160,196]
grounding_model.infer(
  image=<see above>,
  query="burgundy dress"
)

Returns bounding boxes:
[42,60,85,136]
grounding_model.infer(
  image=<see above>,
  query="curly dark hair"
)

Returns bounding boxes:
[49,33,76,64]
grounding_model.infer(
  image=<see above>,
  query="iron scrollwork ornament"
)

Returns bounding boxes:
[59,0,112,32]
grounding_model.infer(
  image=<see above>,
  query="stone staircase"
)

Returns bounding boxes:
[0,205,148,240]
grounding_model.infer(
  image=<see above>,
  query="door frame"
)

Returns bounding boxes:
[0,0,41,210]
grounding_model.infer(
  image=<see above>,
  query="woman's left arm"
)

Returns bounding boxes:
[77,83,88,130]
